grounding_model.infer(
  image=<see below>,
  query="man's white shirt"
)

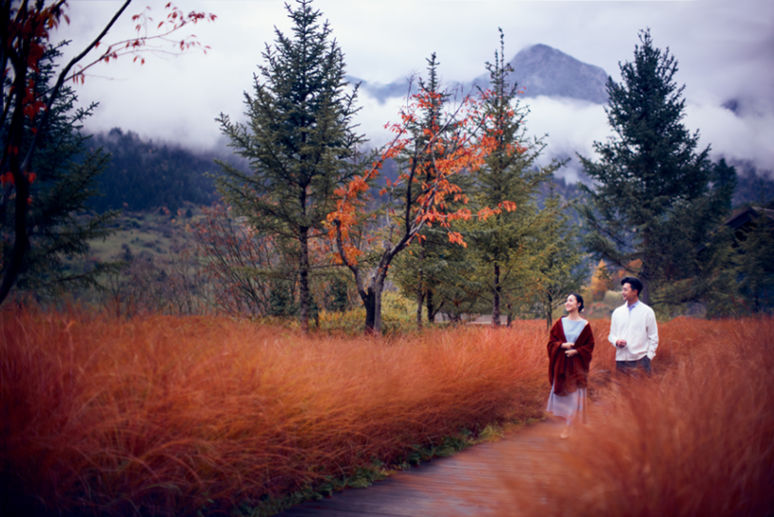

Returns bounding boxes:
[608,301,659,361]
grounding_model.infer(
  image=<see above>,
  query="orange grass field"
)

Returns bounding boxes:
[2,309,772,516]
[495,316,774,517]
[1,307,549,516]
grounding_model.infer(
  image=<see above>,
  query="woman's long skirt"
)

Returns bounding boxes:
[546,381,587,425]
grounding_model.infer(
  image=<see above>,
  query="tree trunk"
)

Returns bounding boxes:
[426,289,436,323]
[416,271,424,329]
[0,66,31,307]
[298,229,311,333]
[364,287,376,332]
[640,233,653,306]
[363,265,389,334]
[492,262,501,327]
[373,279,384,333]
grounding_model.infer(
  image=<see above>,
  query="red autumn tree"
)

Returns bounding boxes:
[327,56,511,333]
[0,0,215,306]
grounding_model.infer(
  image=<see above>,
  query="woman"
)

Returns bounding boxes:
[546,293,595,438]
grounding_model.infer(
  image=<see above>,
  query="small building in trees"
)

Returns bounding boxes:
[725,206,774,240]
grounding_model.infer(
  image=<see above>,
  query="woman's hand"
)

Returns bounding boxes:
[565,349,578,357]
[561,342,573,349]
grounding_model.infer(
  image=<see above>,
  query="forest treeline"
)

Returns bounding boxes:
[84,126,773,215]
[85,128,219,213]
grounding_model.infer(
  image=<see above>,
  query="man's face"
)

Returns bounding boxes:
[621,283,637,303]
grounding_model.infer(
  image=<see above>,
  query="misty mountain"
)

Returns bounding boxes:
[351,43,610,104]
[84,127,773,218]
[86,128,219,213]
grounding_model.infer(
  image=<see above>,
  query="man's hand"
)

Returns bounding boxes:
[615,339,627,348]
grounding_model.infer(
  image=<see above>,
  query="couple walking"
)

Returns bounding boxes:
[545,277,659,437]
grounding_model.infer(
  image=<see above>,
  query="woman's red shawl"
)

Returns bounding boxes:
[547,318,595,396]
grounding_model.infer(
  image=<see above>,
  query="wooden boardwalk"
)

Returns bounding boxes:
[279,421,571,516]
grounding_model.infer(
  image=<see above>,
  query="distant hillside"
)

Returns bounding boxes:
[84,128,771,219]
[86,128,220,213]
[352,43,610,104]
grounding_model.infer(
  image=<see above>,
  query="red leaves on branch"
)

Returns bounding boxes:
[327,87,500,267]
[69,2,216,85]
[477,199,518,221]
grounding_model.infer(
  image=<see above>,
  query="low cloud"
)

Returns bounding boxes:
[353,90,774,184]
[687,101,774,174]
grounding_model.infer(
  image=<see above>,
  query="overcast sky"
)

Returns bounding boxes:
[57,0,774,177]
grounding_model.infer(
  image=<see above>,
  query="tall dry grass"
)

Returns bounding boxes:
[1,307,549,516]
[496,317,774,517]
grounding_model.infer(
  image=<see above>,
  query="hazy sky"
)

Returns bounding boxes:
[57,0,774,176]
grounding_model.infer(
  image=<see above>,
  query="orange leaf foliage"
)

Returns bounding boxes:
[327,86,501,259]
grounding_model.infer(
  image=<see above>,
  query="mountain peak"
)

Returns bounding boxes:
[353,44,610,105]
[503,44,609,103]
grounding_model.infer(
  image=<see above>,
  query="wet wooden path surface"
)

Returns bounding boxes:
[279,420,572,516]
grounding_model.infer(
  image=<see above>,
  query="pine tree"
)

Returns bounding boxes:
[469,29,561,325]
[216,0,364,331]
[2,43,117,300]
[579,29,736,310]
[734,206,774,313]
[527,190,587,329]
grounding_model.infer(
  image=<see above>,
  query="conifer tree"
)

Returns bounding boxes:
[735,207,774,313]
[527,190,587,329]
[2,43,116,300]
[469,29,561,325]
[579,29,736,310]
[216,0,364,331]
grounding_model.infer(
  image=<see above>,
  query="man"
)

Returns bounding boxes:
[608,277,658,374]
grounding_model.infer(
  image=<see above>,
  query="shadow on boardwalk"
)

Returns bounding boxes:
[279,420,572,516]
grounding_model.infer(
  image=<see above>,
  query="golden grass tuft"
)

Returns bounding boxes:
[494,316,774,517]
[1,307,549,516]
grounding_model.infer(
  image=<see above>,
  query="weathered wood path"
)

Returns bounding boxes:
[280,420,572,516]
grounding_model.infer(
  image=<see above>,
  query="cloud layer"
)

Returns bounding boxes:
[55,0,773,175]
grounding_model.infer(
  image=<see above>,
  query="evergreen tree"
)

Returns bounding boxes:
[526,190,587,329]
[216,0,364,331]
[2,43,116,300]
[393,219,475,324]
[469,29,562,325]
[734,206,774,313]
[579,29,736,310]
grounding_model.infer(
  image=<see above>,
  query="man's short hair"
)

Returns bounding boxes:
[621,276,643,295]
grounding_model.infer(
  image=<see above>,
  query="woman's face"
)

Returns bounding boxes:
[565,294,580,313]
